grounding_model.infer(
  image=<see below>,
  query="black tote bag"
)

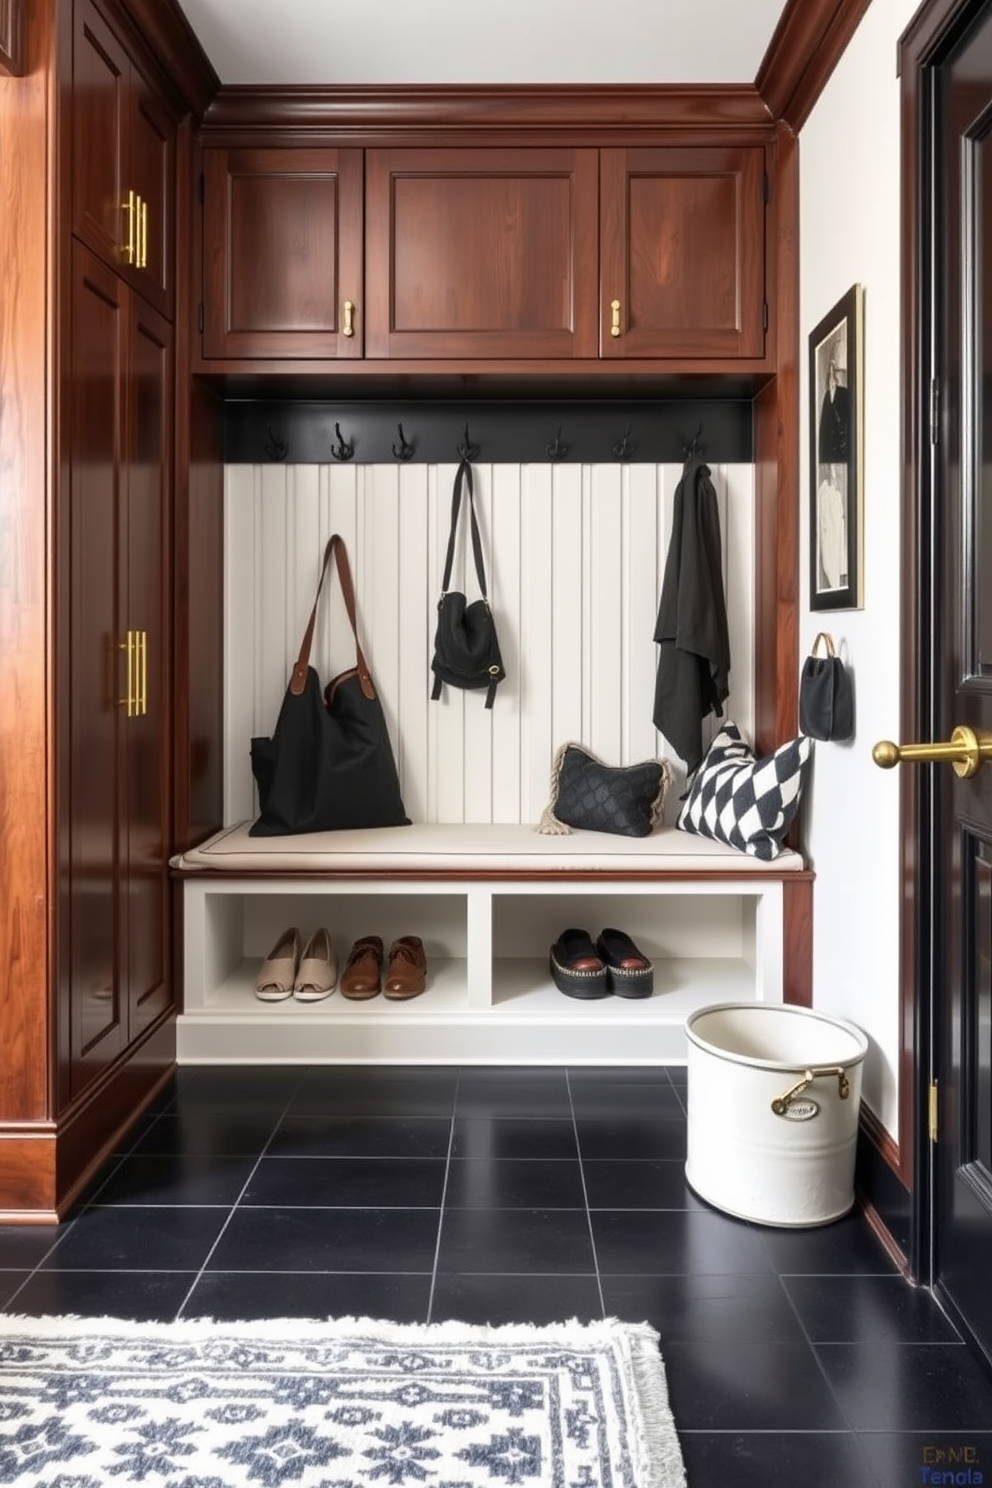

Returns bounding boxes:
[249,535,410,836]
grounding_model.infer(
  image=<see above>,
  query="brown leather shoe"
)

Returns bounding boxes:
[383,935,427,999]
[339,935,384,1000]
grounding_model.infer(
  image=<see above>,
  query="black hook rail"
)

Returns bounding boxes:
[225,400,750,467]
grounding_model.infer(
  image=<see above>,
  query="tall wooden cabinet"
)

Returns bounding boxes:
[57,0,178,1150]
[0,0,206,1221]
[60,242,173,1104]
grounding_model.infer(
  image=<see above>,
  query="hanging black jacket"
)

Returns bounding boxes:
[652,457,732,775]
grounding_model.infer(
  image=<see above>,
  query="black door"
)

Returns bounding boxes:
[931,0,992,1364]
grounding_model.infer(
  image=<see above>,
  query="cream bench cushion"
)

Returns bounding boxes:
[172,820,805,875]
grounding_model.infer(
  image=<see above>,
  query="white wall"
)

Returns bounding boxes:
[224,460,756,827]
[800,0,921,1136]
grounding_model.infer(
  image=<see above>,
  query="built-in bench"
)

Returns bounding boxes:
[171,821,813,1065]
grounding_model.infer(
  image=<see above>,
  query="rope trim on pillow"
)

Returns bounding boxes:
[536,742,673,836]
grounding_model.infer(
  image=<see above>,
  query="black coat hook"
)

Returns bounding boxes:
[392,423,415,461]
[547,423,568,461]
[456,424,480,462]
[264,423,288,462]
[612,423,637,461]
[331,422,355,462]
[682,422,706,460]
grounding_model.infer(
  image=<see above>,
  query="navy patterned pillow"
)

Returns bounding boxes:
[677,721,811,861]
[538,742,672,837]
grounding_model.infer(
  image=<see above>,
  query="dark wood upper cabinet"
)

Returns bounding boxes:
[198,141,768,370]
[72,0,175,319]
[364,147,599,360]
[600,145,767,359]
[202,146,364,359]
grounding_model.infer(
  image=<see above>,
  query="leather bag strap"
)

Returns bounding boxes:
[810,631,837,658]
[290,534,375,699]
[440,459,489,600]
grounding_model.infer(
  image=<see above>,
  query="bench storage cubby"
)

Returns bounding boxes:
[172,822,812,1066]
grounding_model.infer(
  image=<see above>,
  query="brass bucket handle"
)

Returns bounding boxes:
[771,1066,850,1116]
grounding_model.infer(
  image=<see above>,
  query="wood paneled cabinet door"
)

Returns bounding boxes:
[71,0,175,319]
[201,147,364,359]
[599,146,767,359]
[364,147,600,359]
[61,242,173,1105]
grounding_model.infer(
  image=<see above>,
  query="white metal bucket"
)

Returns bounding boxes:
[685,1002,869,1227]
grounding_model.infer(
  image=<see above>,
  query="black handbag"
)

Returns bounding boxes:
[249,534,410,835]
[799,630,855,742]
[431,459,506,708]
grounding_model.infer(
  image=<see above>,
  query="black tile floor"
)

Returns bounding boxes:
[3,1063,992,1487]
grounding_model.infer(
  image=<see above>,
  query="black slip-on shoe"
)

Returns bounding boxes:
[595,927,654,998]
[549,928,610,999]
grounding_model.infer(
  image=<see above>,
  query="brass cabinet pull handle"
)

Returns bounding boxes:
[872,724,992,780]
[138,197,148,269]
[138,630,148,716]
[342,299,355,338]
[123,189,135,265]
[610,298,621,338]
[119,631,135,716]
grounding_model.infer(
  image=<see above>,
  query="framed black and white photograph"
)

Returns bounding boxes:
[809,283,864,611]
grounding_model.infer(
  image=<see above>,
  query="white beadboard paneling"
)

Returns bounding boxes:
[226,462,756,827]
[721,463,756,743]
[588,463,624,764]
[490,463,522,823]
[520,465,555,822]
[626,464,662,767]
[551,466,586,755]
[395,463,431,822]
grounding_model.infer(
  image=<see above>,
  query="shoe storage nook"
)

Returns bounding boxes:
[0,0,816,1216]
[174,826,811,1066]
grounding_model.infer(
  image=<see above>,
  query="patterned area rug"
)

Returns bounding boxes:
[0,1314,685,1487]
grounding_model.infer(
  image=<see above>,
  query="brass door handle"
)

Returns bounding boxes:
[342,299,355,338]
[610,298,621,338]
[872,724,992,779]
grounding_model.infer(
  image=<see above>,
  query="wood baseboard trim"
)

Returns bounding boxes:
[857,1192,911,1277]
[860,1098,901,1174]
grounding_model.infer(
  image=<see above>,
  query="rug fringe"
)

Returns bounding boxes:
[0,1312,653,1348]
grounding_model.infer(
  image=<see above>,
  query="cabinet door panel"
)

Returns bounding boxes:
[365,148,599,359]
[128,65,174,317]
[66,243,127,1094]
[202,147,364,358]
[600,146,766,359]
[72,0,128,273]
[124,297,172,1038]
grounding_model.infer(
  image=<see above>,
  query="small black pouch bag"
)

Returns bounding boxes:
[799,630,855,741]
[431,459,506,708]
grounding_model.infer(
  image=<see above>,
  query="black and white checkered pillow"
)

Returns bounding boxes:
[677,721,812,861]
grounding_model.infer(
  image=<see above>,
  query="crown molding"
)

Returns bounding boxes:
[756,0,875,131]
